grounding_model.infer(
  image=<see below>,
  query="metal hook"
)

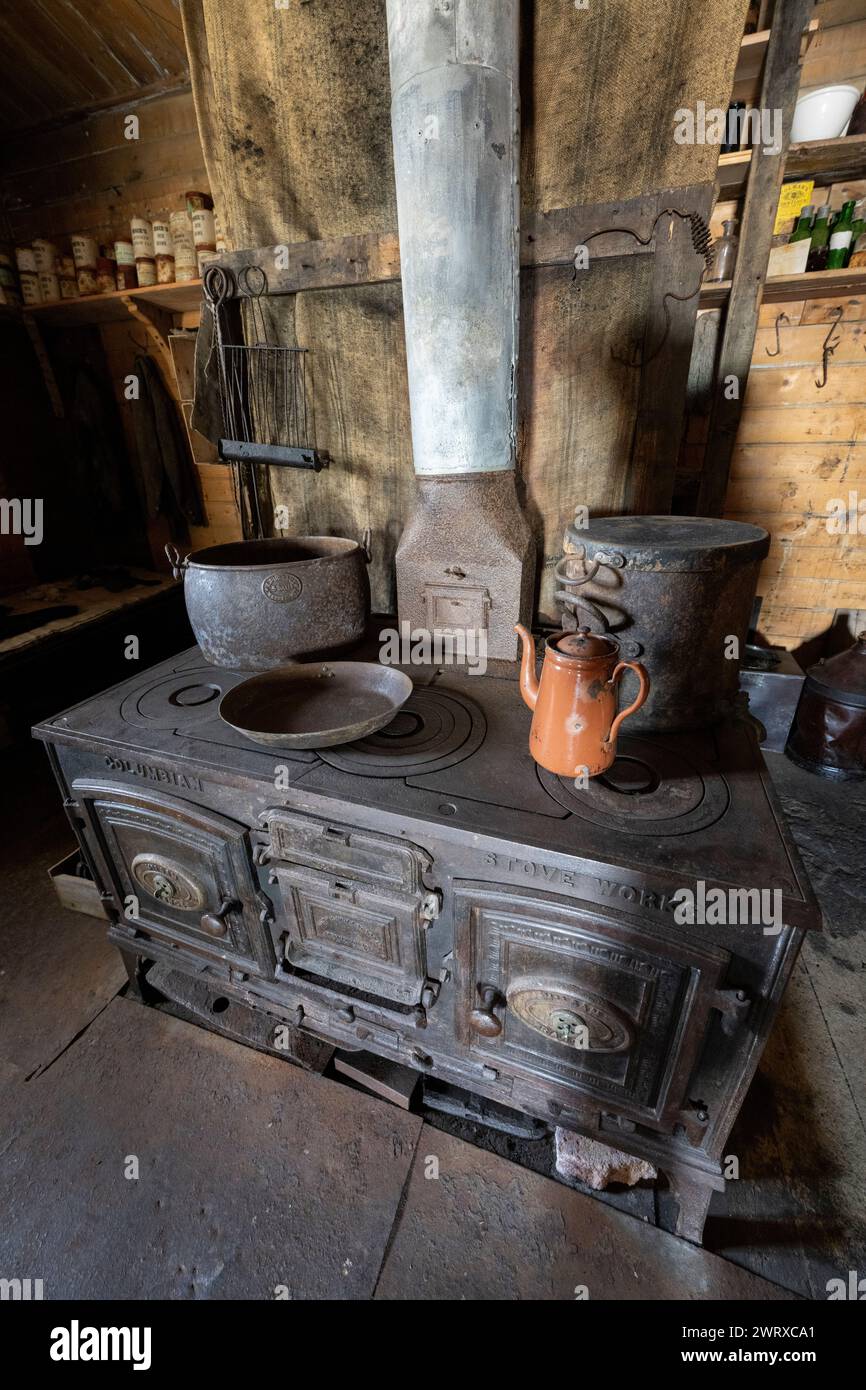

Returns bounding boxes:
[765,312,790,357]
[816,308,843,390]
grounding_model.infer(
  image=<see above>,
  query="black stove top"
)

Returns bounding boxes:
[36,647,816,915]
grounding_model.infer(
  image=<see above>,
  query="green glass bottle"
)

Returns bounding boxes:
[827,200,857,269]
[851,199,866,245]
[789,205,814,242]
[806,205,831,272]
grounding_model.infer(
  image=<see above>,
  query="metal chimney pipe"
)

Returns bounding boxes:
[387,0,519,474]
[387,0,534,661]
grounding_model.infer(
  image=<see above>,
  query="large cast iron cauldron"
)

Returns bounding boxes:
[555,516,770,732]
[166,535,370,669]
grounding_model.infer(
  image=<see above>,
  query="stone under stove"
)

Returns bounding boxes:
[33,645,821,1243]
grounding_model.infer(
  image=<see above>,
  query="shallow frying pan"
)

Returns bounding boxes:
[219,661,413,749]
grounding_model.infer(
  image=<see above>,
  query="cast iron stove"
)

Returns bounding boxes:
[35,647,820,1243]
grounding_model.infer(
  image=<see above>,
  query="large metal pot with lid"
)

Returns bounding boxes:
[166,534,371,669]
[555,516,770,732]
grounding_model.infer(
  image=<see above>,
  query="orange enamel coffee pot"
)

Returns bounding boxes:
[514,624,650,778]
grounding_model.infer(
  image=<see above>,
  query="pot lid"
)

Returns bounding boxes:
[553,627,616,659]
[806,633,866,708]
[569,516,770,572]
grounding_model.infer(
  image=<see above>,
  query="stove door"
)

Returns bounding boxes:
[454,881,729,1132]
[262,809,438,1006]
[73,780,272,976]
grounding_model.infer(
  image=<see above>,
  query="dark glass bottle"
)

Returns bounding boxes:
[806,205,831,272]
[827,200,856,269]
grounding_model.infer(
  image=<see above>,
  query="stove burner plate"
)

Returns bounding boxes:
[120,668,238,729]
[318,687,486,777]
[538,737,729,837]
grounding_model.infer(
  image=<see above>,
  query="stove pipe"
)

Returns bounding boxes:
[387,0,534,661]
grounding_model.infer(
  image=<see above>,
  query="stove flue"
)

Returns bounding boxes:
[387,0,534,660]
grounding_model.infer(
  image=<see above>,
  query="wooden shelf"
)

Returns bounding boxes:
[20,279,203,326]
[700,264,866,308]
[717,134,866,199]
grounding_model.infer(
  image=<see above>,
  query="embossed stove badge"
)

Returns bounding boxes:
[262,572,303,603]
[507,977,633,1053]
[130,854,206,910]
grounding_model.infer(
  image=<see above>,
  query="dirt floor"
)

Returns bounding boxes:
[1,738,863,1300]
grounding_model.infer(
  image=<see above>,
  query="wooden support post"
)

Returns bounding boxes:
[697,0,816,517]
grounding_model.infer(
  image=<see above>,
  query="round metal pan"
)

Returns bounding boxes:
[219,661,413,749]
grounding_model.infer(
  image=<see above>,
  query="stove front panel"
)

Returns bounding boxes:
[73,780,273,977]
[262,808,439,1006]
[455,882,730,1131]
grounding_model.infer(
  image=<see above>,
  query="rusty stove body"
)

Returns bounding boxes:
[35,646,819,1243]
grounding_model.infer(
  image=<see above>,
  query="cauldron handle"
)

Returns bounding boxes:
[165,543,190,581]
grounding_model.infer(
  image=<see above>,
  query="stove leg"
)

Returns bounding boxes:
[117,947,150,1004]
[667,1172,716,1245]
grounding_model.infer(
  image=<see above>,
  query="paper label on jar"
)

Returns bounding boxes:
[152,221,174,255]
[15,246,37,272]
[829,230,853,250]
[135,258,157,287]
[114,240,135,265]
[191,209,216,248]
[131,219,155,257]
[33,240,58,272]
[71,235,98,268]
[19,272,42,304]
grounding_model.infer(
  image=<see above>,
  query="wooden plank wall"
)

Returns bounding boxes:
[724,290,866,654]
[0,88,241,559]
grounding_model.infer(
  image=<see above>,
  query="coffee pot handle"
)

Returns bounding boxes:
[605,661,650,747]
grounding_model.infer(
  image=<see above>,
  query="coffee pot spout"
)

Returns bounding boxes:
[514,625,539,709]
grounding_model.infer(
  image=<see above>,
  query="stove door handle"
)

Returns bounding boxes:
[470,984,503,1038]
[200,897,240,937]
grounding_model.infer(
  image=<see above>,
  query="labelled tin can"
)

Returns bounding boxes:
[96,257,116,293]
[135,257,157,287]
[185,189,213,212]
[116,263,137,290]
[156,253,176,284]
[152,219,174,255]
[38,271,60,301]
[191,207,216,250]
[130,217,155,258]
[71,234,98,269]
[32,239,58,272]
[15,245,37,273]
[58,255,76,278]
[76,266,99,296]
[60,276,78,299]
[114,239,135,266]
[196,248,220,275]
[19,270,42,304]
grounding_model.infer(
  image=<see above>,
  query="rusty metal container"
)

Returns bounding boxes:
[556,516,769,732]
[786,632,866,780]
[166,536,370,670]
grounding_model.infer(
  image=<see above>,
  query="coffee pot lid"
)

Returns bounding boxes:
[554,627,617,659]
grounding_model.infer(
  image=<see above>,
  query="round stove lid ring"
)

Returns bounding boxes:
[318,687,487,777]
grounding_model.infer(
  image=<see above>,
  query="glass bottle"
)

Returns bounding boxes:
[851,199,866,246]
[709,219,739,283]
[850,232,866,269]
[789,206,814,243]
[806,205,831,272]
[827,200,856,269]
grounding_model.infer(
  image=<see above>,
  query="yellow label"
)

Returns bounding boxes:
[774,181,815,233]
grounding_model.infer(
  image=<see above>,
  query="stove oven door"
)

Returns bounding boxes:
[455,881,730,1134]
[73,780,272,976]
[261,808,439,1006]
